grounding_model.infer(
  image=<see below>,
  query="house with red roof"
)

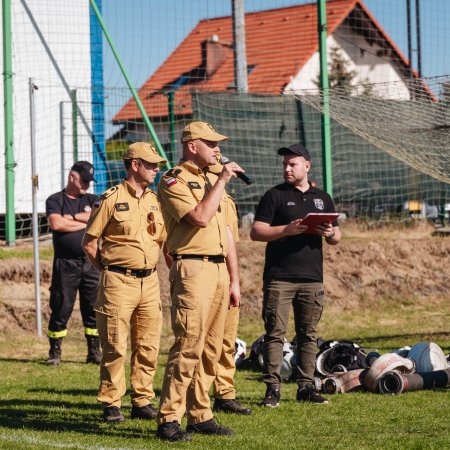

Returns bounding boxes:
[112,0,418,147]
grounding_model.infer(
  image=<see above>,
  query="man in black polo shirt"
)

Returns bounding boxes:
[45,161,100,366]
[250,143,341,406]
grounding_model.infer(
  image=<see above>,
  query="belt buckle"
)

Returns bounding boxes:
[203,256,209,262]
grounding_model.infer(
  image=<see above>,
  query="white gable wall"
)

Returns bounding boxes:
[285,22,411,99]
[0,0,92,213]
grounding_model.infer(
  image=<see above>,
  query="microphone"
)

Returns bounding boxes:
[219,155,254,185]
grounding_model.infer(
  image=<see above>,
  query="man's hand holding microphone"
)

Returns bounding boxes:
[219,155,254,185]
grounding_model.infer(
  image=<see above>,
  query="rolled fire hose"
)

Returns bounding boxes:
[322,369,367,394]
[364,353,415,392]
[379,368,450,395]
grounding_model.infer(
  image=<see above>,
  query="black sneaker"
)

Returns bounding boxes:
[297,385,329,404]
[262,384,280,408]
[102,406,125,423]
[156,421,192,442]
[186,418,235,436]
[213,398,252,415]
[131,403,158,420]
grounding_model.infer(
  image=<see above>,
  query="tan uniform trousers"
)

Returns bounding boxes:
[158,259,229,426]
[213,305,239,399]
[95,269,162,408]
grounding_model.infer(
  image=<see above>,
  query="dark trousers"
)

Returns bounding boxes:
[48,256,99,332]
[262,280,324,387]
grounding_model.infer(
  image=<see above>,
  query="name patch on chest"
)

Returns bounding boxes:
[115,202,129,212]
[188,181,202,189]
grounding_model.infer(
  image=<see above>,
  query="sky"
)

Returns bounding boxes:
[100,0,450,118]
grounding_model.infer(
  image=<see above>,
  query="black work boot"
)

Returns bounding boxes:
[213,398,252,415]
[131,403,158,420]
[262,384,280,408]
[86,335,101,364]
[103,405,125,423]
[186,418,235,435]
[156,421,192,441]
[47,338,62,366]
[297,384,329,404]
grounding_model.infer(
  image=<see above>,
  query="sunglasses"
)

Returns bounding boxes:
[147,211,156,235]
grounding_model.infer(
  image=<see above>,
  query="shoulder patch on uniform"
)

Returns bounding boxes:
[166,168,182,178]
[100,186,118,199]
[166,177,177,187]
[188,181,201,189]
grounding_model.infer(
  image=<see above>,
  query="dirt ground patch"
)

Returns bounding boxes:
[1,222,449,334]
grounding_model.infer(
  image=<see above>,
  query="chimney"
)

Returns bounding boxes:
[200,36,228,79]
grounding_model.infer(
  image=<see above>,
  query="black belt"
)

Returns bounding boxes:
[107,265,156,278]
[173,254,226,263]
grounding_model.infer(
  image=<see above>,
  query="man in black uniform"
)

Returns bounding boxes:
[250,144,341,406]
[45,161,100,366]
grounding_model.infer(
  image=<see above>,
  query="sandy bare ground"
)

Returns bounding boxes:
[1,222,449,335]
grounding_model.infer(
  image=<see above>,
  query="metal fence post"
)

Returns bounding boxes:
[29,78,42,337]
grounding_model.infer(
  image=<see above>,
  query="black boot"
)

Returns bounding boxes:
[47,338,62,366]
[86,335,101,364]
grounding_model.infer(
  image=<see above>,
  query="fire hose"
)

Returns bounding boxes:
[378,368,450,395]
[322,369,367,394]
[363,353,415,392]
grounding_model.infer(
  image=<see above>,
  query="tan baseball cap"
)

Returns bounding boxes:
[123,142,166,164]
[180,121,228,143]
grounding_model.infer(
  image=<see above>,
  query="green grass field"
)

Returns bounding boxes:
[1,294,450,450]
[0,245,53,261]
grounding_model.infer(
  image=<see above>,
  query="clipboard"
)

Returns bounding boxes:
[300,212,340,234]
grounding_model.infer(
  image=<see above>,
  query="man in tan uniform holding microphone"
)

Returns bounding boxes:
[156,122,244,442]
[82,143,166,423]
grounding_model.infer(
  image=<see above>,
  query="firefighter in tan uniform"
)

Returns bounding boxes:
[82,143,166,424]
[209,159,251,415]
[155,121,245,442]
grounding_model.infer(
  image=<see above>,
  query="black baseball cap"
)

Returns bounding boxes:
[277,143,310,161]
[71,161,96,182]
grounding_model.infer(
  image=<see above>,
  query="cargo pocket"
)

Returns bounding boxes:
[313,289,325,324]
[262,283,282,333]
[94,303,119,344]
[297,288,324,335]
[171,295,199,339]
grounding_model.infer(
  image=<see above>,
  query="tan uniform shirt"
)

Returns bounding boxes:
[85,180,165,269]
[227,194,239,243]
[157,161,230,256]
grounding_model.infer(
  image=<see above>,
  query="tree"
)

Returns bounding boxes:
[315,46,363,94]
